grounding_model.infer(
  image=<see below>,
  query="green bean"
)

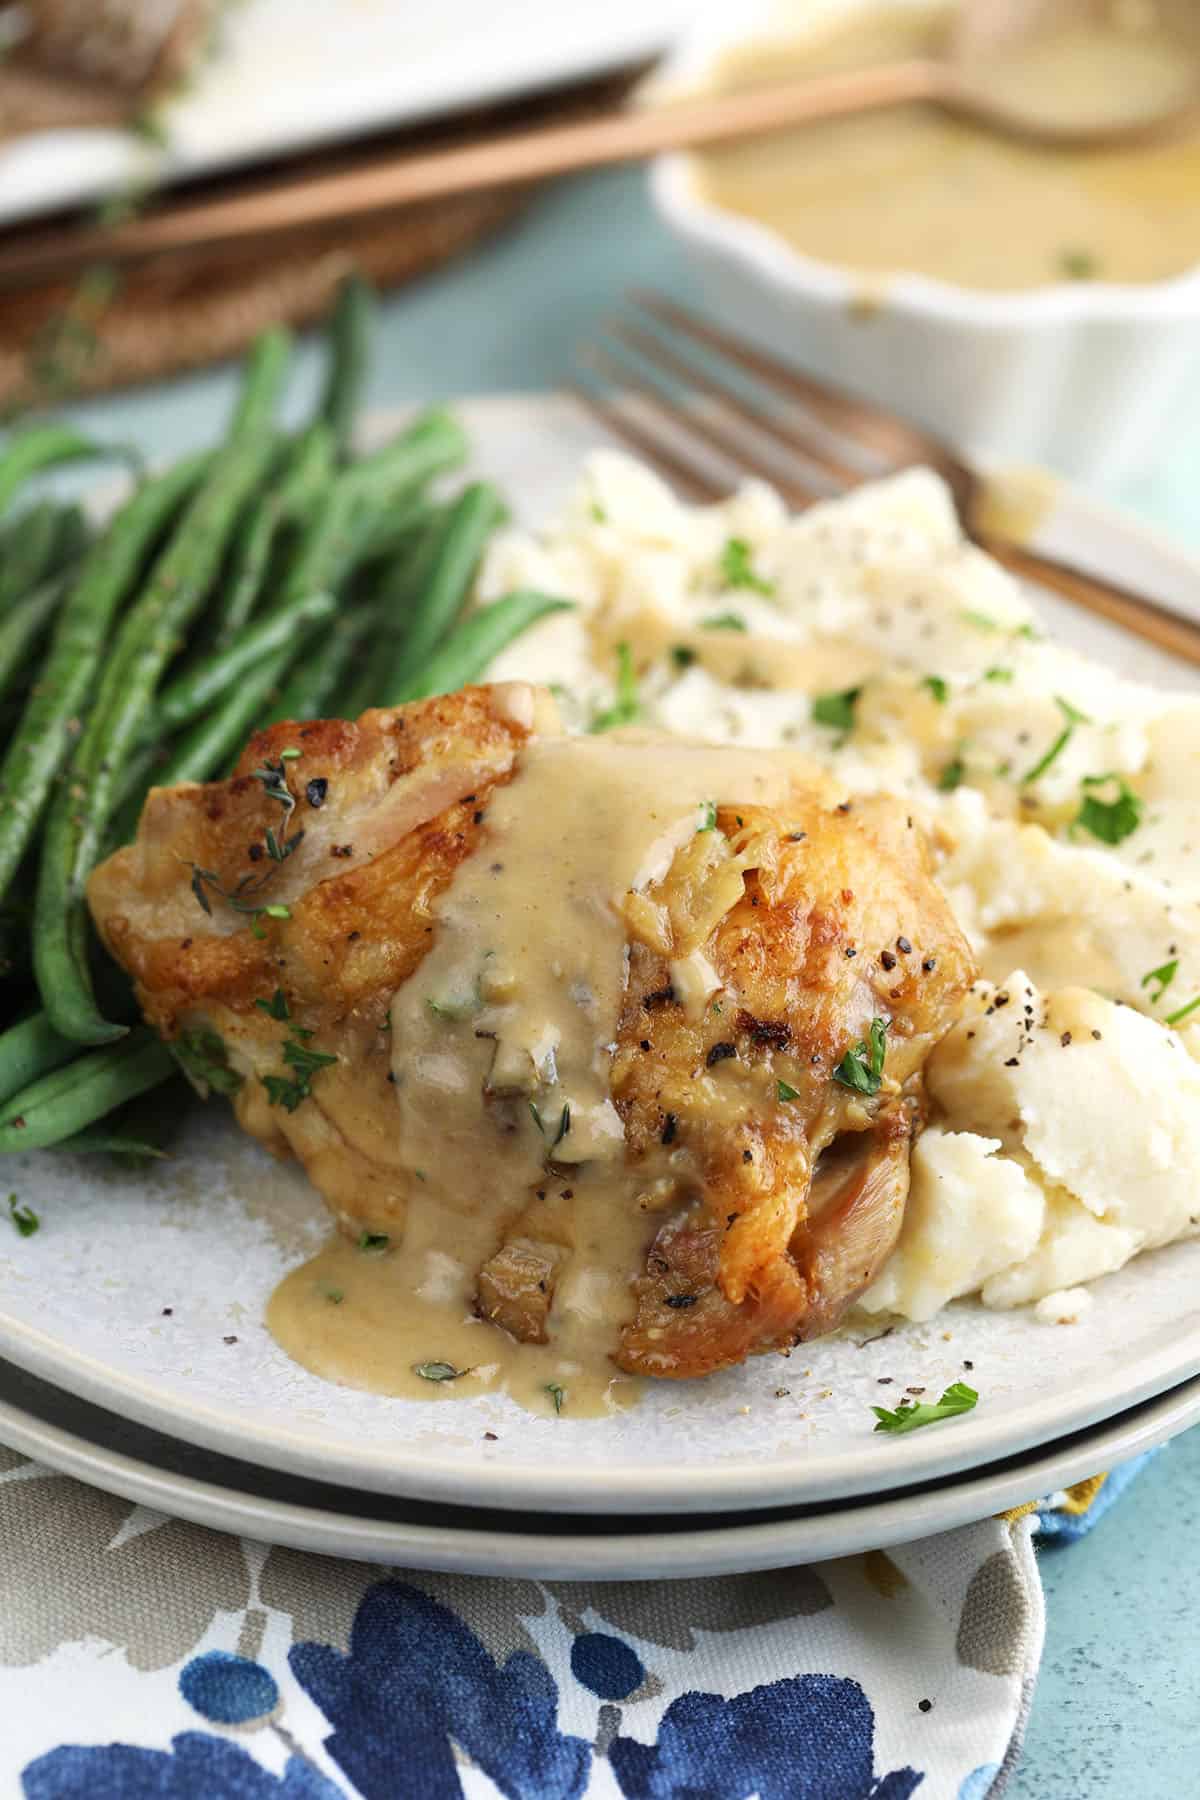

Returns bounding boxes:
[355,488,434,566]
[53,1127,169,1158]
[343,408,468,502]
[152,587,337,734]
[0,1029,175,1152]
[268,609,373,723]
[227,326,293,441]
[321,273,376,462]
[0,571,68,700]
[380,483,506,703]
[154,644,294,787]
[214,422,334,645]
[0,452,208,906]
[0,501,60,609]
[394,591,573,703]
[34,434,277,1043]
[0,1011,79,1108]
[0,423,138,519]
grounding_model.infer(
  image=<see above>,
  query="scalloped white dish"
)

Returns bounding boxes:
[646,0,1200,483]
[1,395,1198,1519]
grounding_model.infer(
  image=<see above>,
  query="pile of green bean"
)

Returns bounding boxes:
[0,276,569,1164]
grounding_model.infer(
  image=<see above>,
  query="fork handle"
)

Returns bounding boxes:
[984,537,1200,668]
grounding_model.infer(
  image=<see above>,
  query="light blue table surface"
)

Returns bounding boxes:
[56,166,1200,1800]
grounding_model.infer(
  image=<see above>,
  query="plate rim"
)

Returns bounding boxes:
[0,1356,1194,1579]
[3,392,1200,1518]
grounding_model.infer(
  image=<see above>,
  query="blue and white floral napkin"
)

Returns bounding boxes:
[0,1444,1148,1800]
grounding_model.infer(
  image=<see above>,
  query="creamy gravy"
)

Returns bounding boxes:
[271,725,806,1413]
[693,4,1200,291]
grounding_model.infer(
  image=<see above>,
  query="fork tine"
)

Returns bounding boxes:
[608,316,864,492]
[564,378,722,504]
[630,290,960,477]
[579,336,828,511]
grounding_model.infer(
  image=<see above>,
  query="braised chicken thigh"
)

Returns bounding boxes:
[89,683,974,1380]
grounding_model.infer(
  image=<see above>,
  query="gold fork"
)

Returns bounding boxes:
[569,292,1200,669]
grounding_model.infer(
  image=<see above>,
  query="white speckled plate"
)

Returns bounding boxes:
[2,397,1199,1518]
[0,1353,1195,1578]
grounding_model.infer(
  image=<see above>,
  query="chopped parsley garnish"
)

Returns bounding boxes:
[546,1382,566,1414]
[261,1023,337,1113]
[671,644,697,669]
[6,1193,38,1238]
[719,536,774,597]
[590,641,640,733]
[921,675,949,704]
[1058,247,1098,281]
[833,1017,889,1096]
[1141,959,1179,1005]
[697,799,719,833]
[701,612,748,632]
[172,1028,243,1098]
[1166,994,1200,1029]
[254,988,290,1021]
[1075,773,1142,845]
[872,1381,978,1434]
[414,1360,466,1382]
[812,687,861,734]
[984,666,1014,683]
[777,1079,801,1103]
[961,609,1000,632]
[1021,696,1090,785]
[937,755,965,792]
[359,1232,390,1252]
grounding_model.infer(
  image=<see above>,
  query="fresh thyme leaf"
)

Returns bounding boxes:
[697,799,718,833]
[282,1039,338,1077]
[1058,247,1098,280]
[6,1194,38,1238]
[322,1286,344,1304]
[833,1017,889,1096]
[1022,696,1090,785]
[1141,959,1179,1005]
[812,687,861,734]
[872,1381,978,1434]
[359,1232,390,1253]
[961,609,1001,632]
[528,1100,544,1135]
[701,612,748,632]
[777,1080,801,1102]
[254,988,290,1021]
[937,755,965,792]
[551,1103,571,1148]
[415,1360,466,1381]
[190,866,214,915]
[984,666,1014,683]
[172,1029,242,1098]
[671,644,697,670]
[590,641,640,733]
[719,537,774,596]
[262,904,291,920]
[279,747,303,760]
[427,992,479,1022]
[1166,994,1200,1028]
[921,675,949,704]
[546,1382,566,1414]
[589,499,608,523]
[1075,774,1142,845]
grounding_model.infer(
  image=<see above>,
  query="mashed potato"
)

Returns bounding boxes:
[479,452,1200,1320]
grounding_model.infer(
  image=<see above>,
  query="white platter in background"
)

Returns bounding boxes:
[0,1354,1193,1578]
[0,0,693,227]
[1,396,1198,1519]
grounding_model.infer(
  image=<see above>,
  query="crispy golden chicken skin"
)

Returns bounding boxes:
[89,684,975,1380]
